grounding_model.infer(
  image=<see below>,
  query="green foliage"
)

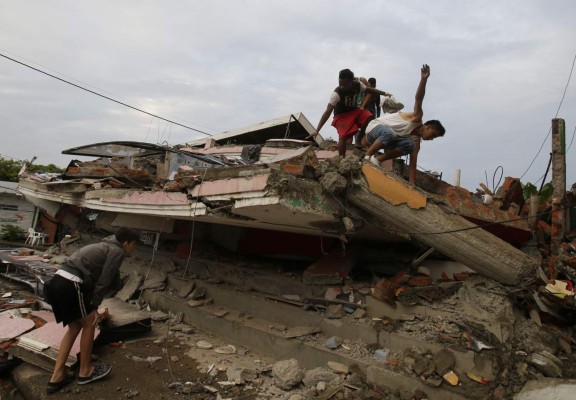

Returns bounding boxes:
[0,224,26,241]
[522,182,554,204]
[0,157,23,182]
[522,182,537,199]
[539,183,554,203]
[29,163,64,174]
[0,156,64,182]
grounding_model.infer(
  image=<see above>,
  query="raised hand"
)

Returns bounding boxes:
[421,64,430,79]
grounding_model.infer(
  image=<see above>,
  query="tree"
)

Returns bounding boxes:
[0,157,23,182]
[0,156,64,182]
[522,181,554,205]
[0,224,26,241]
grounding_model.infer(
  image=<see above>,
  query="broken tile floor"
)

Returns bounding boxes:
[1,236,576,400]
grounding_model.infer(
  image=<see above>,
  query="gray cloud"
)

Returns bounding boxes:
[1,0,575,190]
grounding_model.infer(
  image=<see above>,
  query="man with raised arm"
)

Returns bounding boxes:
[360,64,445,184]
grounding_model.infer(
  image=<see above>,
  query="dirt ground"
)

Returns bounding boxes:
[0,272,268,400]
[56,327,264,399]
[6,321,271,400]
[3,237,576,400]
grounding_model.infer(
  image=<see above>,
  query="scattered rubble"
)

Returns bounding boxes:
[3,116,576,399]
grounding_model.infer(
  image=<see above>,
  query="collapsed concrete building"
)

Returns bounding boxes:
[4,113,576,399]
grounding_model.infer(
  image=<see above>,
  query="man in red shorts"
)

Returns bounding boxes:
[311,68,392,156]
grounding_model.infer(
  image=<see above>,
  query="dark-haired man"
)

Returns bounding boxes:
[361,64,445,184]
[45,227,140,393]
[361,77,381,118]
[311,68,391,157]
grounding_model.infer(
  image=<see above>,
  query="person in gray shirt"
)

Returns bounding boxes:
[45,227,139,393]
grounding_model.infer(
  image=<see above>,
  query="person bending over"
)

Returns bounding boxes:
[45,227,140,394]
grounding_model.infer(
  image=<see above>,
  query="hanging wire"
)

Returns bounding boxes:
[144,117,154,143]
[492,166,503,193]
[519,52,576,180]
[182,167,210,278]
[567,123,576,152]
[136,222,165,306]
[0,52,212,136]
[167,123,173,144]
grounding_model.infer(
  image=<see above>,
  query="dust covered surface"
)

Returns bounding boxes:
[29,323,263,400]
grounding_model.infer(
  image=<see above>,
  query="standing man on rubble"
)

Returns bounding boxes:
[361,77,381,118]
[360,64,445,184]
[309,68,392,157]
[44,227,140,394]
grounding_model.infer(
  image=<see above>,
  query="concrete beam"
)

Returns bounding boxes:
[348,165,536,285]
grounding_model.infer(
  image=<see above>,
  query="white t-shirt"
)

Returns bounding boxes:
[366,112,421,137]
[328,82,367,106]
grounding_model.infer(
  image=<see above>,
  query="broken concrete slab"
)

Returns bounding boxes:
[348,164,536,285]
[283,326,321,339]
[140,272,167,291]
[0,313,35,342]
[266,145,319,177]
[515,378,576,400]
[324,304,345,319]
[434,349,456,375]
[9,321,85,371]
[115,271,143,302]
[178,281,195,298]
[303,248,356,285]
[96,297,151,344]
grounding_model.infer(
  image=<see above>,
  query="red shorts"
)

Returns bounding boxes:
[332,109,373,139]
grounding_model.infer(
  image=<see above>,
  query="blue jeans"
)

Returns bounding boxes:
[367,124,415,155]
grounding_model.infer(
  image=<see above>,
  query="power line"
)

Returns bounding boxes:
[519,51,576,181]
[0,52,212,137]
[567,123,576,152]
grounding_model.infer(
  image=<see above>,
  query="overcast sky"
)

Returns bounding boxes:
[1,0,575,191]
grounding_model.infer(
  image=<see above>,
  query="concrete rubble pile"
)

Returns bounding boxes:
[6,114,576,399]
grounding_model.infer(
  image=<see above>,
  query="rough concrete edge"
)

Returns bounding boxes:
[143,290,474,400]
[11,361,49,400]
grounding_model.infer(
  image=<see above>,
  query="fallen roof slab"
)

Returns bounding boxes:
[347,164,536,285]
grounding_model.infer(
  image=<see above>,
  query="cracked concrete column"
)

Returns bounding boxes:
[551,118,566,277]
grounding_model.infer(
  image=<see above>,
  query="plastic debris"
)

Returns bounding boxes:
[442,370,459,386]
[466,372,489,385]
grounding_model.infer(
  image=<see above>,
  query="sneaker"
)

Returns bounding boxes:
[364,155,380,166]
[46,371,75,394]
[77,364,112,385]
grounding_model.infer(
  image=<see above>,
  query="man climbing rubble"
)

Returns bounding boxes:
[360,64,445,184]
[309,68,392,157]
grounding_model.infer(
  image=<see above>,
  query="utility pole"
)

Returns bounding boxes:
[550,118,566,278]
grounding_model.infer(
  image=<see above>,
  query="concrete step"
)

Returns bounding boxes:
[143,280,491,399]
[167,276,496,381]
